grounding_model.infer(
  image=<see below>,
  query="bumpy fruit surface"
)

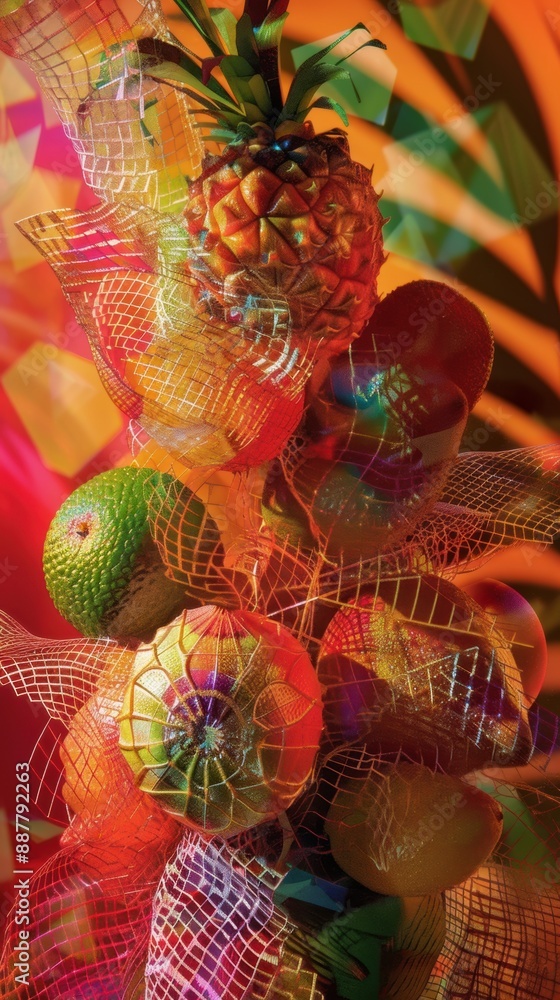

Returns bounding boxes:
[186,124,384,353]
[43,468,188,640]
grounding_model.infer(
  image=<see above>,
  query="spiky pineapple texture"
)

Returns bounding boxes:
[145,0,387,353]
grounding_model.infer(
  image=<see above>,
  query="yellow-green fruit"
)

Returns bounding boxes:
[43,467,190,641]
[118,605,323,837]
[325,764,503,897]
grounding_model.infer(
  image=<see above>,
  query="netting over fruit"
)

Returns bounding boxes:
[0,0,204,213]
[118,606,323,837]
[145,831,322,1000]
[1,0,560,997]
[2,567,560,997]
[19,200,311,470]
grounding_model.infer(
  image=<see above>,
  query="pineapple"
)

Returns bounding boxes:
[146,0,386,355]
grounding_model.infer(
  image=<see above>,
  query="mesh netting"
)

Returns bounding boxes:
[145,831,322,1000]
[425,865,560,999]
[314,575,533,775]
[309,445,560,627]
[0,0,203,213]
[0,843,165,998]
[2,569,560,997]
[0,610,131,723]
[117,606,323,837]
[17,200,313,470]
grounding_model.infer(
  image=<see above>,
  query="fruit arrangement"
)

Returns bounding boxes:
[1,0,560,999]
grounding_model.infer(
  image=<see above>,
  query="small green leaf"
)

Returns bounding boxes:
[305,95,349,126]
[172,0,226,56]
[206,127,240,142]
[220,54,258,78]
[240,100,267,122]
[210,7,238,54]
[235,12,261,69]
[220,55,262,110]
[137,37,233,104]
[335,35,386,69]
[143,60,240,113]
[281,63,353,123]
[236,122,259,139]
[279,24,382,125]
[247,74,273,116]
[295,24,365,74]
[253,11,289,52]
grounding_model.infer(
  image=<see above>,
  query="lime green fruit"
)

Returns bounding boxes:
[43,467,191,641]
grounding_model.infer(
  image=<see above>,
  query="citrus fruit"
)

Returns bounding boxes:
[43,467,190,641]
[325,764,503,897]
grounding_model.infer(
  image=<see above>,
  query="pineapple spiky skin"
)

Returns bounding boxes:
[185,124,385,354]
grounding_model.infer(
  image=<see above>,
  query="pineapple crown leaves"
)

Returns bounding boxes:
[142,0,386,142]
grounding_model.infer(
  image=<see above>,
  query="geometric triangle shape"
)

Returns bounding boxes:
[29,819,66,844]
[1,171,81,270]
[382,212,436,265]
[0,126,41,207]
[399,0,490,60]
[0,809,14,882]
[0,55,37,108]
[2,343,123,476]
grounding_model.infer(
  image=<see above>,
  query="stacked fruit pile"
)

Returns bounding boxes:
[1,1,560,998]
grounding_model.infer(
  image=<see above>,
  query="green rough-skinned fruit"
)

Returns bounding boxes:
[43,467,191,641]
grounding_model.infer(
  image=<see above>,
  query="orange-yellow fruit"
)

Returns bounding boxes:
[325,763,503,897]
[60,649,181,877]
[126,314,307,470]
